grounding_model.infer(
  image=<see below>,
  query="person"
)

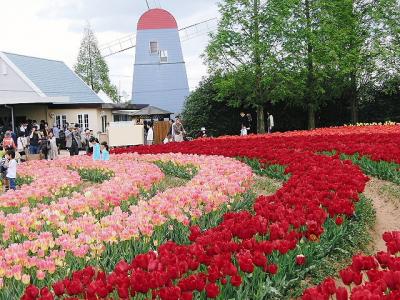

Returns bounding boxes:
[172,118,186,142]
[83,129,93,154]
[200,127,207,138]
[2,131,16,151]
[143,121,149,144]
[167,119,175,139]
[90,137,101,160]
[29,127,41,154]
[246,113,253,134]
[5,150,17,190]
[100,142,110,161]
[65,127,81,156]
[163,134,173,144]
[17,132,27,162]
[19,123,27,136]
[240,112,249,134]
[147,123,154,145]
[240,124,248,136]
[267,112,274,134]
[52,124,60,147]
[48,132,58,160]
[39,120,46,131]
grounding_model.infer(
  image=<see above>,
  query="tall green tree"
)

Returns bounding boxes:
[74,23,119,102]
[182,76,243,137]
[205,0,282,133]
[330,0,400,124]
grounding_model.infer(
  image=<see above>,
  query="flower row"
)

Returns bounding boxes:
[302,231,400,300]
[0,154,252,288]
[21,126,400,299]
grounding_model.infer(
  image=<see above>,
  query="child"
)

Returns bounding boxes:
[48,132,58,160]
[100,142,110,161]
[5,150,17,190]
[240,124,248,136]
[90,137,101,161]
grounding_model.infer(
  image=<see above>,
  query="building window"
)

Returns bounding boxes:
[56,115,67,129]
[113,114,131,122]
[160,50,168,63]
[150,41,159,54]
[0,60,7,75]
[78,114,89,129]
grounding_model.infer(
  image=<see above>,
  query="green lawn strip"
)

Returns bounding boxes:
[153,160,198,180]
[237,157,290,181]
[75,168,114,183]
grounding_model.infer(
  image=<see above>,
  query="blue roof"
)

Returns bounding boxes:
[3,52,103,104]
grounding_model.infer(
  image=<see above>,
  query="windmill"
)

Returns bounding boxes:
[99,1,218,113]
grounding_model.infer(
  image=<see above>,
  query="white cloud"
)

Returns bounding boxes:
[1,0,220,99]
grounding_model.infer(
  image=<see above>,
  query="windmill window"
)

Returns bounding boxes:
[160,50,168,63]
[150,41,159,54]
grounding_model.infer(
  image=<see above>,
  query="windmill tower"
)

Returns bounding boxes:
[132,8,189,114]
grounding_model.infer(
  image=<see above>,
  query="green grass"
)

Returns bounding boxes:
[238,157,290,181]
[154,160,198,180]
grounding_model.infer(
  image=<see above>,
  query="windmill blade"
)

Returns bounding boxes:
[100,33,137,57]
[100,17,218,58]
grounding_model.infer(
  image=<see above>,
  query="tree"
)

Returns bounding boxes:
[75,23,119,102]
[329,0,400,124]
[182,76,243,137]
[205,0,281,133]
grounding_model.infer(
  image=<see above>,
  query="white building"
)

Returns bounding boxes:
[0,51,149,134]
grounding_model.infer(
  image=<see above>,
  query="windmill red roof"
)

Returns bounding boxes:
[137,8,178,30]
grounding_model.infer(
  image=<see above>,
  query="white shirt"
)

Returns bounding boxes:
[269,115,274,127]
[147,128,154,141]
[17,136,27,152]
[7,159,17,179]
[53,127,60,138]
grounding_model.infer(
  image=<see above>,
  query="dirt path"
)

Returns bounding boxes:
[364,178,400,253]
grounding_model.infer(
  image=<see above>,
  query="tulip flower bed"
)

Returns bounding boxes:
[0,124,396,299]
[302,231,400,299]
[0,154,252,299]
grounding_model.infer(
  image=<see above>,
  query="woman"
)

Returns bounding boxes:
[90,137,101,161]
[2,131,16,151]
[146,123,154,145]
[17,132,27,161]
[29,127,41,154]
[172,118,186,142]
[100,142,110,161]
[48,132,58,160]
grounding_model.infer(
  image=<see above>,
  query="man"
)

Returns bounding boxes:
[240,112,249,135]
[29,127,41,154]
[65,127,81,156]
[52,124,60,147]
[267,112,274,134]
[246,113,253,134]
[172,118,186,142]
[83,129,93,154]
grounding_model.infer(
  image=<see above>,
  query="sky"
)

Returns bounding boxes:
[0,0,220,101]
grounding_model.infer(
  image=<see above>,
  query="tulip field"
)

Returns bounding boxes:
[0,125,399,299]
